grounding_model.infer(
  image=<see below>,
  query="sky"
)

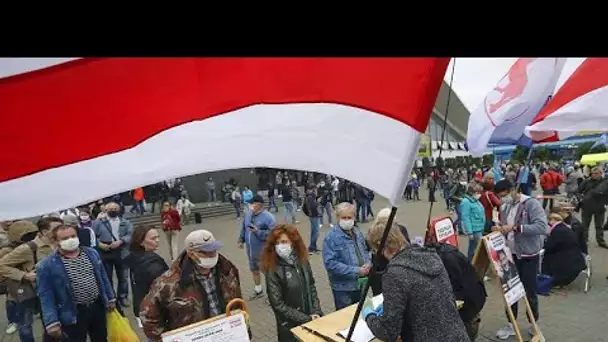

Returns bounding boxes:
[444,58,586,112]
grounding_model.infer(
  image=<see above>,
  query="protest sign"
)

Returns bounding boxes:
[161,312,250,342]
[425,216,458,247]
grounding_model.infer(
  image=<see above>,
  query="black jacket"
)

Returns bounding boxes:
[578,178,608,212]
[266,258,323,342]
[124,251,169,317]
[365,246,470,342]
[542,222,586,286]
[564,215,586,254]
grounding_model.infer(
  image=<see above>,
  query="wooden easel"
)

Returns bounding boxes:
[472,233,545,342]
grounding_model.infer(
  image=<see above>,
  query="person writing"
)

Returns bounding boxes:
[362,221,470,342]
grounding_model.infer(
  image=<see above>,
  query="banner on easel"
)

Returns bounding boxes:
[486,233,526,306]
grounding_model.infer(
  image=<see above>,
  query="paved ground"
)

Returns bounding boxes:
[2,187,607,341]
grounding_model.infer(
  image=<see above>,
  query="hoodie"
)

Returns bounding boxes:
[365,245,469,342]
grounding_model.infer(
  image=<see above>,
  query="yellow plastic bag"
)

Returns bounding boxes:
[107,309,140,342]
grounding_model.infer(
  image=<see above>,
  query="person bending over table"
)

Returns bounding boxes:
[362,221,470,342]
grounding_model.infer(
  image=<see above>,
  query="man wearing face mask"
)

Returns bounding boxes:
[492,179,547,340]
[238,195,276,300]
[322,202,372,310]
[36,224,115,342]
[92,202,134,308]
[63,212,95,248]
[141,230,243,341]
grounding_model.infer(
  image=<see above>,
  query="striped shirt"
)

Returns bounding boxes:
[62,250,100,304]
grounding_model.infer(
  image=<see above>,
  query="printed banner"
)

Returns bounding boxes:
[485,233,525,306]
[162,313,250,342]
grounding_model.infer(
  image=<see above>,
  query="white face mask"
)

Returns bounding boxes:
[59,237,80,252]
[275,243,292,259]
[473,194,482,200]
[340,219,355,230]
[460,181,467,186]
[197,254,219,269]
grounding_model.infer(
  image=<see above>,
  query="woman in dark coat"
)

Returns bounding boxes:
[262,224,323,342]
[124,225,169,326]
[542,213,586,286]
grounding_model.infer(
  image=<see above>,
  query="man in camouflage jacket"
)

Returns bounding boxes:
[140,230,243,341]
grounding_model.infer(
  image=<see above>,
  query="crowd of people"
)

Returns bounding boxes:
[0,160,604,341]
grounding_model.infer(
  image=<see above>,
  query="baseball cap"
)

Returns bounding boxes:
[251,195,264,204]
[62,215,79,227]
[184,229,223,252]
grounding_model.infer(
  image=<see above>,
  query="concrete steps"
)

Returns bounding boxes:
[127,198,285,227]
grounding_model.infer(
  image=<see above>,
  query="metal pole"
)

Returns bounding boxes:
[344,206,398,342]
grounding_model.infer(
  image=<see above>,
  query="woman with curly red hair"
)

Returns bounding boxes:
[261,224,323,342]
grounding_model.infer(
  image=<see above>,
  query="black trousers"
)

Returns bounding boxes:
[43,299,107,342]
[581,209,606,246]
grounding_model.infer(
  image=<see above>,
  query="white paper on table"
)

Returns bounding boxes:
[336,294,384,342]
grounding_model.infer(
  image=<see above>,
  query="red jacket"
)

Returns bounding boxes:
[161,209,181,231]
[479,190,501,223]
[540,170,564,191]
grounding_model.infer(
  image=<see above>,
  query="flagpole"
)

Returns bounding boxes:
[344,207,398,342]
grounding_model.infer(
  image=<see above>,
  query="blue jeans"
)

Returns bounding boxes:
[319,202,333,225]
[268,196,278,212]
[103,259,129,300]
[233,201,241,218]
[356,199,368,222]
[507,255,540,322]
[309,217,321,252]
[332,289,361,310]
[443,188,451,209]
[454,204,462,231]
[283,201,296,223]
[6,298,17,323]
[16,298,36,342]
[467,232,483,261]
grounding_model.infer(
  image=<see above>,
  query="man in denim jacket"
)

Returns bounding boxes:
[37,224,115,342]
[91,202,134,307]
[323,202,372,310]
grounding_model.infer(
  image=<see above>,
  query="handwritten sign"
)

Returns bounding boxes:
[162,313,250,342]
[435,218,455,242]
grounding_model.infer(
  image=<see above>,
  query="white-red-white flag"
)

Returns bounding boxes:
[525,58,608,142]
[0,58,449,220]
[466,58,566,157]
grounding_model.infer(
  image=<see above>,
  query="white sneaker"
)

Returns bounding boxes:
[320,224,324,228]
[135,317,143,328]
[483,276,490,282]
[5,323,17,334]
[528,325,535,337]
[496,323,516,340]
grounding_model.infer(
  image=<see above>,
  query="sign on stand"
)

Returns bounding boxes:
[425,216,459,247]
[162,312,250,342]
[472,232,545,342]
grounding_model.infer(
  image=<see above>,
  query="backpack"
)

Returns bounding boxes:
[427,243,487,323]
[0,241,38,296]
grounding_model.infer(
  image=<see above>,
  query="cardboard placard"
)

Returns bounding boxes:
[425,216,458,247]
[161,312,250,342]
[472,232,545,342]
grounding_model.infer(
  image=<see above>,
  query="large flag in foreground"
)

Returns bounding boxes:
[0,58,449,220]
[525,58,608,142]
[466,58,566,157]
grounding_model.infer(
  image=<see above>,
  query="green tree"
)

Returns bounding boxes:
[455,156,464,167]
[511,146,530,162]
[534,146,550,161]
[422,157,430,171]
[577,141,606,159]
[482,153,494,166]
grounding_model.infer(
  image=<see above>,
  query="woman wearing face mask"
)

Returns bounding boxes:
[123,225,168,328]
[459,182,486,261]
[261,225,323,342]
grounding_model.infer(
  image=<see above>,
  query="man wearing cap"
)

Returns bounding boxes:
[140,230,242,341]
[238,194,276,300]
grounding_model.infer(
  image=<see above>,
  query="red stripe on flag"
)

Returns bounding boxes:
[531,58,608,141]
[0,57,448,182]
